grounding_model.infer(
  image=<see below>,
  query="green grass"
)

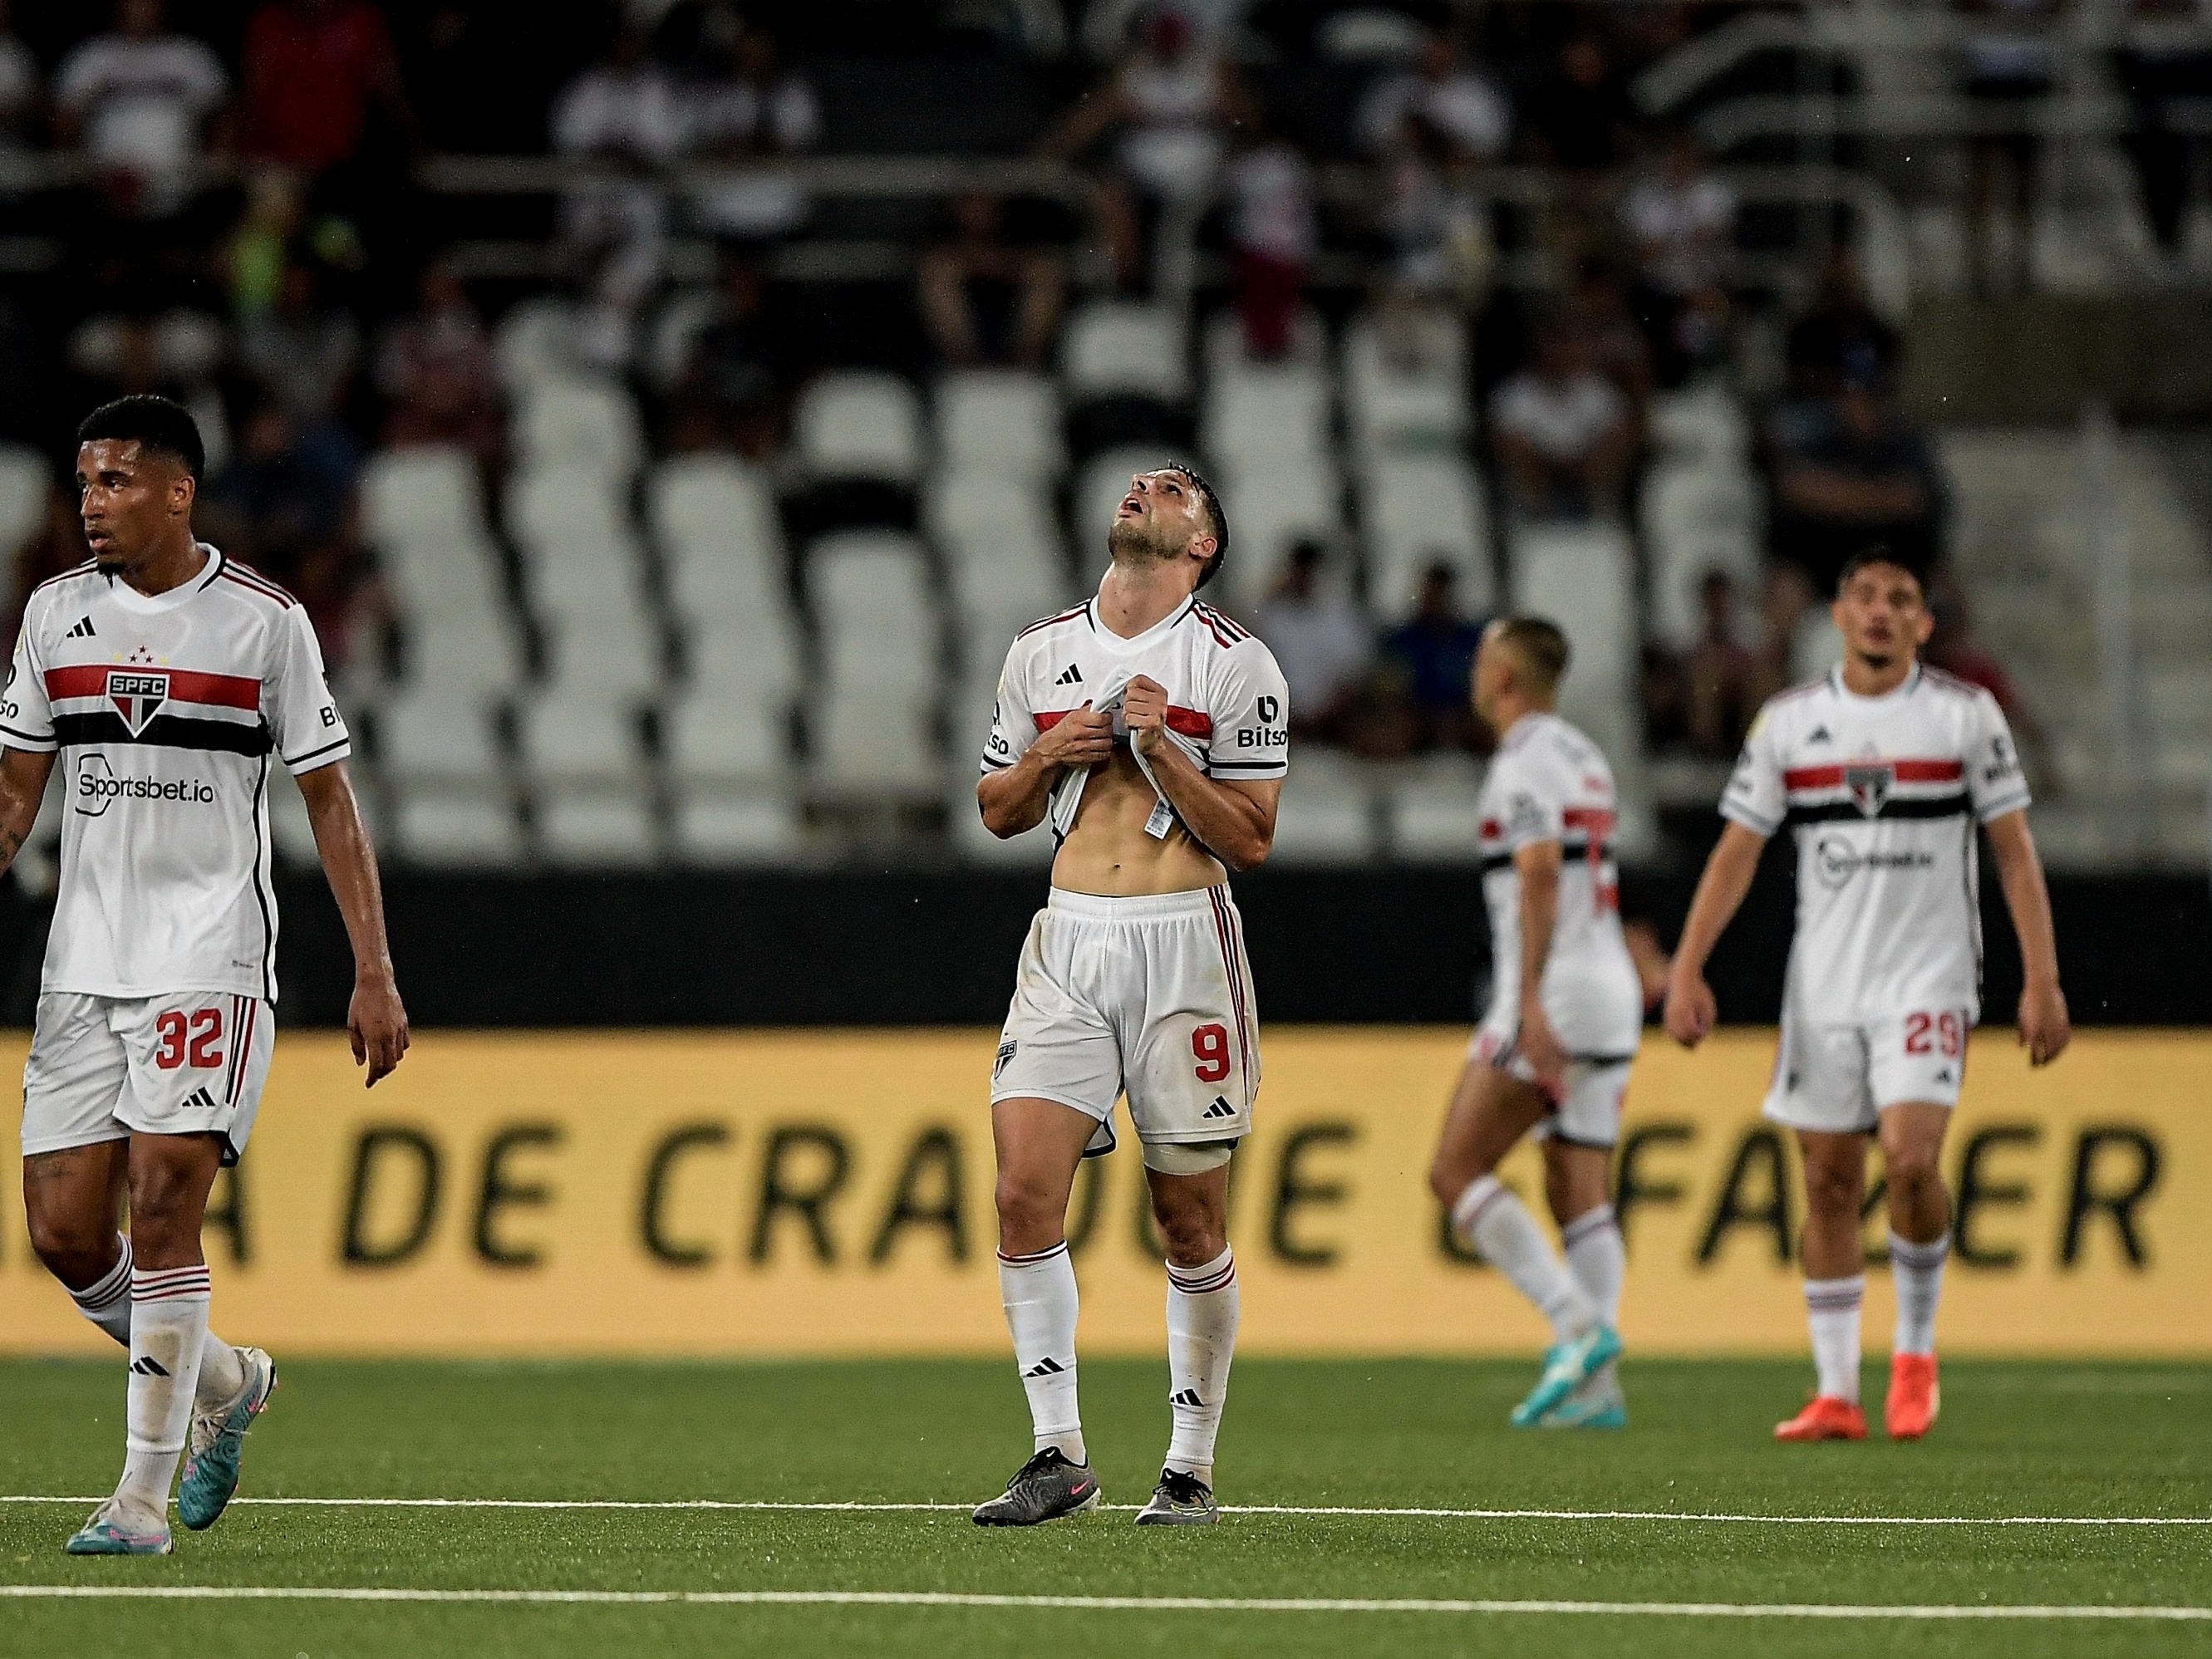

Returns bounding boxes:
[2,1357,2209,1657]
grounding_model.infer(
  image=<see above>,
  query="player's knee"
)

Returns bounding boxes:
[992,1166,1062,1242]
[24,1206,113,1284]
[1802,1161,1863,1220]
[1153,1201,1225,1266]
[1883,1143,1942,1195]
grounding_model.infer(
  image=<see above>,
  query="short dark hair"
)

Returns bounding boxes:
[76,395,205,483]
[1160,462,1230,590]
[1494,616,1571,693]
[1836,542,1927,596]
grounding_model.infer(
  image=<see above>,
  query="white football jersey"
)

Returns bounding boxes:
[1,547,351,1002]
[1723,663,2029,1024]
[982,595,1290,822]
[1476,712,1643,1056]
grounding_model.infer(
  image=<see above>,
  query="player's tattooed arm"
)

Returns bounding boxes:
[1663,820,1768,1048]
[1512,840,1570,1084]
[297,760,410,1087]
[0,747,56,876]
[978,702,1113,837]
[1984,809,2071,1067]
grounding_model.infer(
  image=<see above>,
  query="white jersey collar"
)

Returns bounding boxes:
[100,542,224,615]
[1086,592,1195,655]
[1829,660,1921,705]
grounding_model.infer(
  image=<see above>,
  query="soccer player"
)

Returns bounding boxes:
[1664,546,2068,1441]
[1428,619,1639,1428]
[971,465,1286,1527]
[6,396,408,1554]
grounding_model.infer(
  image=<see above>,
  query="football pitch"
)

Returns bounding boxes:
[2,1356,2207,1657]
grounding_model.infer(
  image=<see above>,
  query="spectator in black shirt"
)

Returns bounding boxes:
[1785,245,1902,397]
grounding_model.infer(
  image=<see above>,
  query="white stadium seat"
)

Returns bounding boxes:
[1642,461,1764,649]
[1341,312,1469,458]
[1385,753,1487,861]
[0,444,51,562]
[535,790,659,867]
[512,375,642,480]
[927,472,1071,628]
[936,371,1064,481]
[376,687,503,786]
[1061,302,1189,402]
[514,691,644,785]
[1509,521,1639,762]
[665,683,792,785]
[794,371,926,484]
[809,698,941,797]
[649,455,786,624]
[391,788,525,867]
[1361,452,1492,621]
[494,296,583,393]
[811,532,941,696]
[1212,463,1345,616]
[1201,361,1333,476]
[672,788,806,863]
[1266,748,1379,862]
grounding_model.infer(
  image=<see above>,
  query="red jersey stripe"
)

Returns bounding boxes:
[1035,707,1212,737]
[45,665,262,711]
[1782,758,1963,790]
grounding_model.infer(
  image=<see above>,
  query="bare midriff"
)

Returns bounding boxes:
[1049,745,1226,897]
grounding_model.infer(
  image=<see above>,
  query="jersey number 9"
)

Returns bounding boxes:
[1192,1023,1231,1083]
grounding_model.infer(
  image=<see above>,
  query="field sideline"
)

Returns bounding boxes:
[2,1355,2207,1657]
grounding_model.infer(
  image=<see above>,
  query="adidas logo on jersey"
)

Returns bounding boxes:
[1202,1095,1235,1119]
[66,616,96,639]
[1808,724,1831,744]
[1023,1357,1067,1379]
[1054,663,1083,686]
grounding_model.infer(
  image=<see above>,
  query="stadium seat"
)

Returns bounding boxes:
[810,531,942,697]
[650,454,788,624]
[374,687,504,786]
[1201,306,1328,378]
[1341,312,1469,459]
[1061,301,1190,403]
[936,371,1064,482]
[1266,748,1380,862]
[1642,461,1763,649]
[927,472,1073,628]
[1648,385,1751,465]
[685,611,804,701]
[948,782,1054,865]
[361,447,525,694]
[514,691,646,785]
[493,296,583,392]
[390,788,525,867]
[809,698,941,798]
[794,371,926,484]
[665,683,792,785]
[1201,361,1334,478]
[1360,453,1493,621]
[512,375,642,481]
[671,788,806,863]
[535,790,660,867]
[1509,521,1640,761]
[1384,753,1487,861]
[0,444,50,562]
[1212,462,1346,616]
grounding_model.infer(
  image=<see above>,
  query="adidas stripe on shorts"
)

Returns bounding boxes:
[991,886,1258,1171]
[22,991,274,1166]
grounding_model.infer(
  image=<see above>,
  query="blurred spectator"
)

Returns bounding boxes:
[550,24,683,370]
[918,193,1068,369]
[1489,326,1635,520]
[2116,0,2212,258]
[223,164,304,320]
[376,259,501,476]
[1620,130,1734,387]
[1925,570,2060,792]
[1784,244,1901,398]
[1523,28,1633,185]
[239,0,413,179]
[1557,258,1654,425]
[0,0,38,160]
[681,18,820,243]
[1746,562,1821,708]
[1253,541,1372,744]
[1353,27,1512,164]
[199,400,353,589]
[68,263,224,416]
[1767,380,1946,591]
[7,487,88,653]
[1376,114,1492,330]
[1040,6,1256,292]
[1682,569,1757,757]
[1957,0,2064,294]
[234,257,361,473]
[665,251,789,458]
[1379,561,1486,752]
[54,0,229,218]
[1222,116,1315,360]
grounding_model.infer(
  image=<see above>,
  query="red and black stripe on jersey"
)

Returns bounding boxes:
[1779,758,1969,827]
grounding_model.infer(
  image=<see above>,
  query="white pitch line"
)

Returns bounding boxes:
[0,1586,2206,1620]
[1,1496,2208,1526]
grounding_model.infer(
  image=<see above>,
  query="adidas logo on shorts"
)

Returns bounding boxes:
[183,1087,217,1112]
[1202,1096,1235,1120]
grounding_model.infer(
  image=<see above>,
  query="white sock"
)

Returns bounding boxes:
[1000,1242,1086,1465]
[117,1264,213,1517]
[1806,1275,1865,1403]
[1889,1232,1949,1357]
[1453,1176,1595,1344]
[1561,1204,1624,1328]
[70,1235,246,1406]
[1164,1247,1238,1486]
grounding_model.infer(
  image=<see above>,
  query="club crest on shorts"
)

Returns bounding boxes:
[1844,761,1893,818]
[995,1039,1017,1079]
[106,670,169,737]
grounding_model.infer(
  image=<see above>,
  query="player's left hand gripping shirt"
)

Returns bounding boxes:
[1,547,351,1001]
[981,595,1290,829]
[1721,664,2029,1024]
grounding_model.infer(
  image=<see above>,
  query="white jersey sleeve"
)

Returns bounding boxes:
[1963,689,2032,822]
[268,605,351,775]
[1492,740,1566,851]
[981,636,1040,776]
[1719,702,1788,836]
[1,611,56,753]
[1204,637,1290,780]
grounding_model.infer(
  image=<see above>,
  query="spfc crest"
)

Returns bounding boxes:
[106,670,168,737]
[1844,762,1893,818]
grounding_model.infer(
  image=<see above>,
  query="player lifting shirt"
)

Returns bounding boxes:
[6,397,408,1555]
[1665,546,2068,1441]
[971,465,1287,1527]
[1428,619,1641,1429]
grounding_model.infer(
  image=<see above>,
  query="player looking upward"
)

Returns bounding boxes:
[7,396,408,1555]
[1428,619,1639,1428]
[971,466,1286,1527]
[1664,547,2068,1441]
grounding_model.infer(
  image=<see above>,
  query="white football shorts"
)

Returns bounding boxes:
[22,992,274,1166]
[1469,1028,1634,1149]
[1762,1007,1970,1136]
[991,886,1258,1172]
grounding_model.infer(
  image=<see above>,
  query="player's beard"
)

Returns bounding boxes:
[1106,513,1177,570]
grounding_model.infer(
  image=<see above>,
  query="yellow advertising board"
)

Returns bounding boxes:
[0,1028,2201,1357]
